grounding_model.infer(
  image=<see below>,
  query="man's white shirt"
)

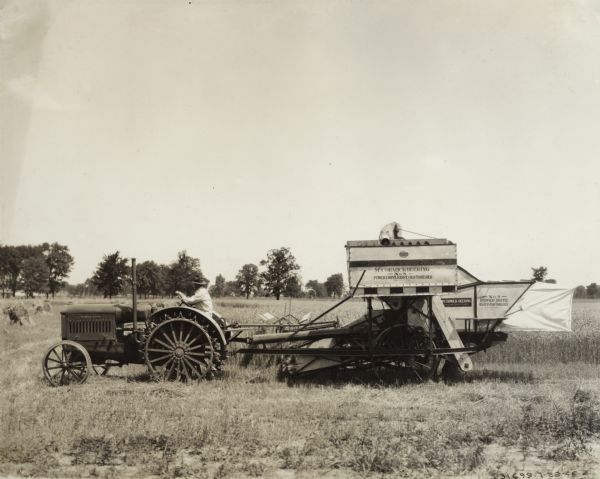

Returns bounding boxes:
[180,287,213,317]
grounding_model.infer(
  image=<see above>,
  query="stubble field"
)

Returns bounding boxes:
[1,297,599,478]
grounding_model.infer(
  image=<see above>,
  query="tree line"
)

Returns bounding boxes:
[531,266,599,299]
[70,246,345,300]
[7,245,596,300]
[0,244,74,298]
[574,283,600,299]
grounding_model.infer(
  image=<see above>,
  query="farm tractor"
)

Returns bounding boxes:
[42,227,573,386]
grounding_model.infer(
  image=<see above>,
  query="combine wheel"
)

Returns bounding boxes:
[376,325,439,383]
[440,360,466,383]
[42,340,92,387]
[145,319,214,382]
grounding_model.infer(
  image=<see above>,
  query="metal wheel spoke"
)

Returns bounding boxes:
[166,359,177,378]
[186,355,210,369]
[147,347,172,354]
[186,334,208,349]
[149,353,172,364]
[159,331,176,348]
[158,357,174,375]
[188,351,212,358]
[182,357,202,378]
[64,369,76,383]
[187,343,209,351]
[46,365,63,370]
[170,323,178,345]
[183,324,193,344]
[68,368,83,382]
[47,357,61,364]
[185,357,207,377]
[180,360,192,381]
[153,337,175,351]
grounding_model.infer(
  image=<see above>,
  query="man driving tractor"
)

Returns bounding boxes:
[175,279,213,318]
[174,279,229,328]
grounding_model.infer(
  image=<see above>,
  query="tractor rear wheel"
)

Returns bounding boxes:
[145,319,214,382]
[42,340,92,387]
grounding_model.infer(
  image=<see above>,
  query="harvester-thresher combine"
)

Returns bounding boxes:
[42,226,573,386]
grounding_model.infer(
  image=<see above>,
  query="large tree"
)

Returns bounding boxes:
[0,245,24,296]
[324,273,344,298]
[210,274,227,297]
[587,283,599,299]
[224,280,241,297]
[43,242,74,298]
[0,245,47,296]
[165,250,206,296]
[92,251,130,299]
[306,280,327,298]
[136,260,164,298]
[573,285,587,298]
[531,266,548,282]
[65,280,99,297]
[0,245,15,296]
[260,247,300,300]
[20,255,49,297]
[284,275,303,298]
[236,264,260,299]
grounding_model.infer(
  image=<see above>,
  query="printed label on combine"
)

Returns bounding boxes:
[474,283,531,318]
[442,298,472,307]
[372,266,433,281]
[478,295,509,307]
[349,264,456,288]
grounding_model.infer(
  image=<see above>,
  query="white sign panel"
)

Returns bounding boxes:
[347,243,457,288]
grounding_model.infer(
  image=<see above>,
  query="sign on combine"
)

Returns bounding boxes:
[346,238,457,296]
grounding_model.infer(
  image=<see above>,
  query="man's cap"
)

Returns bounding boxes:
[193,279,209,286]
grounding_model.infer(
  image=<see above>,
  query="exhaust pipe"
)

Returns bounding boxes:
[132,258,139,342]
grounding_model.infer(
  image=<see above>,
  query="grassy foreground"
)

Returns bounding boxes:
[1,298,599,478]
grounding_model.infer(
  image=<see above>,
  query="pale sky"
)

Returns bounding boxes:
[1,0,599,287]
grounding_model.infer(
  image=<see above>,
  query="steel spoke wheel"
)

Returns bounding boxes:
[145,318,214,382]
[375,325,438,383]
[42,340,92,387]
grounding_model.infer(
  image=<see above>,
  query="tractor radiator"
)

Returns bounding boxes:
[61,313,116,341]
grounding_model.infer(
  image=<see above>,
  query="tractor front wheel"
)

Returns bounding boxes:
[42,340,92,387]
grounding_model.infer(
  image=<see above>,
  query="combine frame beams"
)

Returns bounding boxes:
[431,296,473,372]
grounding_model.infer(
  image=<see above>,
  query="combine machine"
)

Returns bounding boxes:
[42,228,573,386]
[242,233,572,381]
[241,236,522,381]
